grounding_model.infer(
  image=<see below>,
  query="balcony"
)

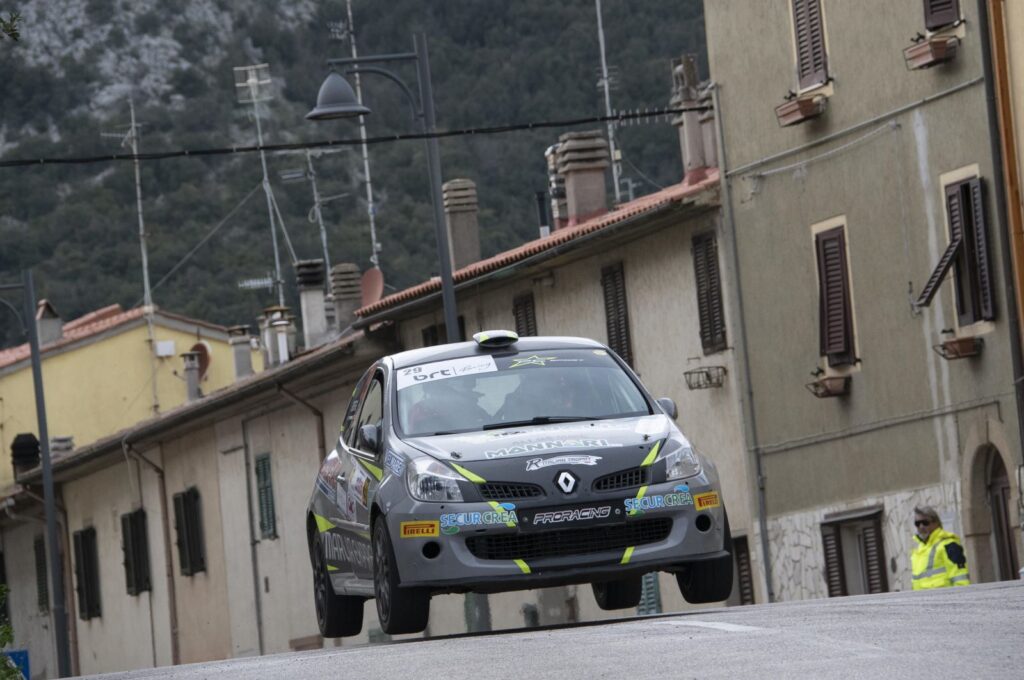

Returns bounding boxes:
[775,94,827,127]
[904,36,959,70]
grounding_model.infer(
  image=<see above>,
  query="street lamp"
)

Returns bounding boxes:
[307,32,460,344]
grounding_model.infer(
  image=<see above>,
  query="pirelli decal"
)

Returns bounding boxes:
[400,520,439,538]
[694,491,721,510]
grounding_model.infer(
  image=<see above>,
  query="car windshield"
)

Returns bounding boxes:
[394,348,651,437]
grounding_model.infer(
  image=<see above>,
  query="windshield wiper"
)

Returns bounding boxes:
[483,416,600,430]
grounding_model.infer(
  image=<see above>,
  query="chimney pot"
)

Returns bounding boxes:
[259,306,293,367]
[228,325,254,380]
[556,131,609,226]
[671,54,710,183]
[35,299,63,346]
[330,263,362,334]
[545,144,568,230]
[442,179,481,270]
[182,351,202,401]
[296,259,330,349]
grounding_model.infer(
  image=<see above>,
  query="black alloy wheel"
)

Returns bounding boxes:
[313,532,365,637]
[676,511,735,604]
[592,575,644,610]
[372,518,431,635]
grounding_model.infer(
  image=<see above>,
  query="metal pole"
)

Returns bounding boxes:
[414,33,460,343]
[129,99,160,415]
[251,82,286,306]
[346,0,382,268]
[22,270,71,676]
[595,0,621,203]
[305,150,332,276]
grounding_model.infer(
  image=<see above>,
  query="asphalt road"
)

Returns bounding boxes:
[89,581,1023,679]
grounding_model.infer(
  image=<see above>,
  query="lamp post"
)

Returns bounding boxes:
[0,271,71,677]
[307,32,460,343]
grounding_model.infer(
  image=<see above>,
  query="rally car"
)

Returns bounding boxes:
[306,331,733,636]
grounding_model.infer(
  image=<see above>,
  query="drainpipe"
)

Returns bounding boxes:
[277,384,326,462]
[240,415,265,656]
[710,81,775,602]
[122,439,180,666]
[979,0,1024,472]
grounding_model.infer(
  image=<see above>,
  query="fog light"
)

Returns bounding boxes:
[422,541,441,559]
[695,513,712,533]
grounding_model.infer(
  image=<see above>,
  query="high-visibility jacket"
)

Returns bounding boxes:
[911,528,970,590]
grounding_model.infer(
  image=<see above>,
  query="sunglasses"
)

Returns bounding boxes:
[914,520,933,528]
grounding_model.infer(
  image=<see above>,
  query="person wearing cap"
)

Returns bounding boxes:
[911,505,970,590]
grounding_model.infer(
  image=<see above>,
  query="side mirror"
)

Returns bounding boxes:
[358,423,380,454]
[656,397,678,420]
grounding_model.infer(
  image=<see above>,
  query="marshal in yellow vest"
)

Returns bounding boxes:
[911,528,970,590]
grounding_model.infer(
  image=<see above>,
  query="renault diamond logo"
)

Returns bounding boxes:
[555,470,577,494]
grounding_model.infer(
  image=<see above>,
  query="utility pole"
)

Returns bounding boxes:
[305,149,332,276]
[595,0,622,204]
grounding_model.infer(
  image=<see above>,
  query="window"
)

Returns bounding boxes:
[121,509,151,595]
[353,377,384,453]
[513,293,538,337]
[173,487,206,576]
[421,316,466,347]
[915,177,995,326]
[731,536,756,605]
[815,226,856,367]
[255,454,277,539]
[34,535,48,611]
[821,510,888,597]
[601,263,634,367]
[924,0,960,31]
[340,369,373,446]
[73,527,101,619]
[792,0,828,90]
[692,232,727,354]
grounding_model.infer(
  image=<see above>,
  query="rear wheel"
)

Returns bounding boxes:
[592,575,644,610]
[676,512,734,604]
[373,519,430,635]
[312,533,365,637]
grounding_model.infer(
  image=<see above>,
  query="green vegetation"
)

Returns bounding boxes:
[0,1,705,347]
[0,11,18,41]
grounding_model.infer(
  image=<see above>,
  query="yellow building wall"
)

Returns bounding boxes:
[0,320,258,489]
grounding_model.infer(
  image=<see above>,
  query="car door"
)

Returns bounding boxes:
[341,366,386,579]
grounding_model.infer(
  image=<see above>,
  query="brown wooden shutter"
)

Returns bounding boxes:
[693,233,727,354]
[794,0,828,89]
[924,0,960,31]
[815,227,855,366]
[601,263,634,367]
[821,524,848,597]
[862,515,889,594]
[968,178,995,321]
[733,536,756,605]
[73,527,101,619]
[915,237,962,308]
[34,535,48,611]
[513,293,538,337]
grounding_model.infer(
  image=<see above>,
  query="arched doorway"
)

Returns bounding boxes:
[987,450,1019,581]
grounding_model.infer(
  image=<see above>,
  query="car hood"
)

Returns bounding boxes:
[403,414,677,464]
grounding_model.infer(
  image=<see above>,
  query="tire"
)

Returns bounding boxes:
[373,519,430,635]
[312,533,365,637]
[676,512,734,604]
[592,576,644,610]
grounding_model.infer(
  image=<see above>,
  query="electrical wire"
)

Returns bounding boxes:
[622,156,665,190]
[0,106,710,168]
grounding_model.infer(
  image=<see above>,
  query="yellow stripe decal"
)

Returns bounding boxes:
[641,440,662,467]
[513,559,531,574]
[451,463,487,484]
[327,565,339,572]
[628,485,649,516]
[358,459,384,481]
[488,501,518,527]
[620,546,635,564]
[314,514,336,533]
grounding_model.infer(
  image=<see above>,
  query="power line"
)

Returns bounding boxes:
[0,106,710,169]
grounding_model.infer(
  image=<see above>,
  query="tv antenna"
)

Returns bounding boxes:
[595,0,623,203]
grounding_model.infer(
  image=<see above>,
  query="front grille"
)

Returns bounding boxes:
[593,466,647,492]
[478,482,545,501]
[465,518,672,561]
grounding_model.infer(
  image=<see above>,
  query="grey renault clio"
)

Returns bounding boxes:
[306,331,733,636]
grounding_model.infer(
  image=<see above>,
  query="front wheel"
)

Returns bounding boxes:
[676,512,734,604]
[592,576,643,610]
[373,519,430,635]
[313,533,365,637]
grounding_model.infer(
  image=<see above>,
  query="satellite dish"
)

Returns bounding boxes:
[361,267,385,307]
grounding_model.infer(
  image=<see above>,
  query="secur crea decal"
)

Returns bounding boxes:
[694,491,721,510]
[384,450,405,478]
[524,455,602,471]
[400,520,439,538]
[440,504,518,533]
[624,490,694,513]
[484,439,615,459]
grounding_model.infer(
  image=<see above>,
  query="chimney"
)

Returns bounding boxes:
[182,351,202,401]
[35,300,63,346]
[545,144,568,230]
[258,306,293,367]
[11,432,40,477]
[556,131,610,226]
[535,191,551,238]
[699,83,718,169]
[442,179,481,270]
[296,259,329,349]
[671,54,709,183]
[227,325,254,380]
[331,263,361,334]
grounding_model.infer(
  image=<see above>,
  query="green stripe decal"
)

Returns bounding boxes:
[314,514,336,533]
[488,501,518,527]
[514,559,531,574]
[327,565,339,572]
[451,463,487,484]
[358,459,384,481]
[620,546,635,564]
[641,440,662,467]
[628,485,649,516]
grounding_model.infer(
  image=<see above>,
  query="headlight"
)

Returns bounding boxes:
[406,458,464,502]
[663,443,701,480]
